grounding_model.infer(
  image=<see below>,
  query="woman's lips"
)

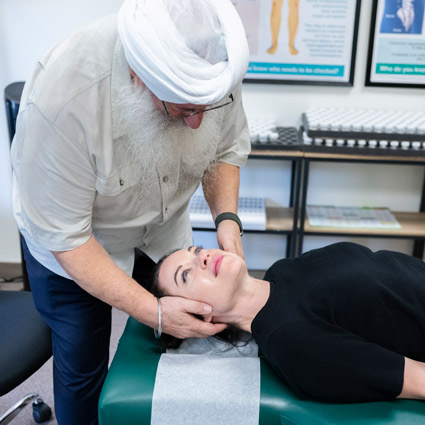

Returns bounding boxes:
[214,255,224,277]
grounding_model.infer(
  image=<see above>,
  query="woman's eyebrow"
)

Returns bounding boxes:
[174,248,192,286]
[174,246,194,286]
[174,265,182,286]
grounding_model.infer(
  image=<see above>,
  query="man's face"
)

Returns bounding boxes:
[131,70,206,129]
[159,94,235,129]
[157,246,247,311]
[159,100,207,130]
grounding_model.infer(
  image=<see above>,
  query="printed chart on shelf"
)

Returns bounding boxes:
[190,196,267,231]
[306,206,401,229]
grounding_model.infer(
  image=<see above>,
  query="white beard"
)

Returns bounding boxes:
[113,81,221,207]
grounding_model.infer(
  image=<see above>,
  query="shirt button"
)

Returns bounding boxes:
[163,176,169,183]
[119,178,124,186]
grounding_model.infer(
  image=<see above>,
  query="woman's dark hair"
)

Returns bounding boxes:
[148,250,251,350]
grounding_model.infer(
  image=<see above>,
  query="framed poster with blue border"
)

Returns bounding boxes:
[233,0,361,86]
[366,0,425,88]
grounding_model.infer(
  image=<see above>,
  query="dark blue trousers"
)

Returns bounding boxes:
[22,240,111,425]
[22,241,156,425]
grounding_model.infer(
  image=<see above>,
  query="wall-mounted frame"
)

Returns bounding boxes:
[233,0,361,86]
[366,0,425,89]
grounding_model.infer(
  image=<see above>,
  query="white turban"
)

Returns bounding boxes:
[117,0,249,105]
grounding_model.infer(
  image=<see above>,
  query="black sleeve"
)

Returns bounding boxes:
[262,320,404,403]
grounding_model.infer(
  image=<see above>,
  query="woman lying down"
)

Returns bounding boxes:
[150,242,425,403]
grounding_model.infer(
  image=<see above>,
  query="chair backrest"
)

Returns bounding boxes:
[4,81,25,145]
[4,81,30,291]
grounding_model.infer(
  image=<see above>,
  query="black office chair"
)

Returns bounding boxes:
[1,82,52,424]
[0,292,52,424]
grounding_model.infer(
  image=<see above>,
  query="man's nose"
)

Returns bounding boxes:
[183,111,204,129]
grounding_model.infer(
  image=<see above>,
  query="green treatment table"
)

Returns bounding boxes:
[99,317,425,424]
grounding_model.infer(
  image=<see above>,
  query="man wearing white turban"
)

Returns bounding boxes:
[10,0,250,423]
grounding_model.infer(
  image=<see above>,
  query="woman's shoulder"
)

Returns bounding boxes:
[268,243,371,269]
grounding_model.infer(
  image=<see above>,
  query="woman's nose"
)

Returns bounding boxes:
[198,250,209,269]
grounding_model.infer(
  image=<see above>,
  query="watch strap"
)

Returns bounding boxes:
[214,212,243,236]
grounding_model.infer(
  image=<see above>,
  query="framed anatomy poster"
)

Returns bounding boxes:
[232,0,361,86]
[366,0,425,88]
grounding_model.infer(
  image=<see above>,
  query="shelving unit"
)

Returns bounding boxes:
[192,149,303,258]
[297,152,425,257]
[193,133,425,260]
[245,149,303,258]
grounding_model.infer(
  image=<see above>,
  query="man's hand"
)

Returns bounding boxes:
[159,296,227,339]
[216,219,244,259]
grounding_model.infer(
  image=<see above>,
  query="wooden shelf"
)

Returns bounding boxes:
[304,151,425,163]
[250,149,303,159]
[192,202,294,233]
[249,150,425,163]
[266,205,294,232]
[303,211,425,237]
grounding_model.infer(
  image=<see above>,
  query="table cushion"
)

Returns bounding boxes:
[99,318,425,425]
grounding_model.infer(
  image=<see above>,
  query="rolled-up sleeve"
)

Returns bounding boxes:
[216,84,250,166]
[12,103,96,252]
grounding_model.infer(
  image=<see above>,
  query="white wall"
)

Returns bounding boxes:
[0,0,123,262]
[1,1,424,269]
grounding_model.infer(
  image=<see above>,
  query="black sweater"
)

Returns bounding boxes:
[251,242,425,403]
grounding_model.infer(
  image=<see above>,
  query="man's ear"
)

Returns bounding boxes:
[129,67,137,78]
[129,67,145,86]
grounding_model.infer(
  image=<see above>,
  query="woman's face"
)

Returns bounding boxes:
[157,246,247,310]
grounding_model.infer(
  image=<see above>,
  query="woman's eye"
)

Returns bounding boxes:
[182,269,190,283]
[194,246,203,255]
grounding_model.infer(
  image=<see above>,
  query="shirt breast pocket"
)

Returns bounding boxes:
[92,173,158,221]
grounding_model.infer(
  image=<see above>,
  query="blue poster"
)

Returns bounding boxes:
[380,0,424,34]
[232,0,359,84]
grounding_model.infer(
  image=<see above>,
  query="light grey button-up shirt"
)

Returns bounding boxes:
[11,15,250,278]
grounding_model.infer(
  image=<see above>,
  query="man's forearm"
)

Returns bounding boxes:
[202,161,244,257]
[52,234,228,339]
[52,234,158,328]
[202,161,240,219]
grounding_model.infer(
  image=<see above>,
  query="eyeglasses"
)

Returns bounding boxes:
[162,94,234,118]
